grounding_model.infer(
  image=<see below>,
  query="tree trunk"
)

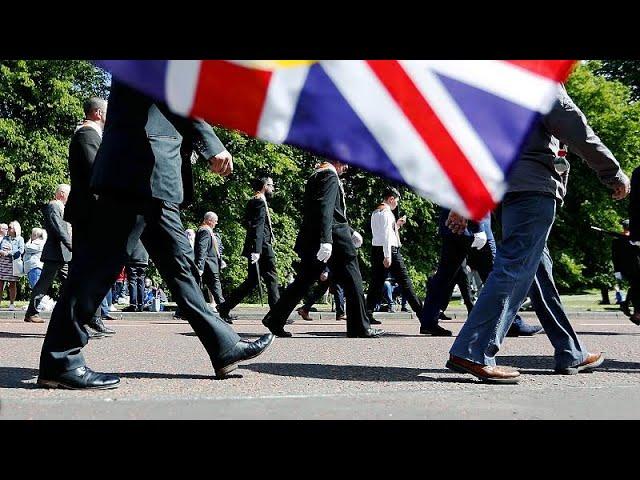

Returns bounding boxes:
[600,287,611,305]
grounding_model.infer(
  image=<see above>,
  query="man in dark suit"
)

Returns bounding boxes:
[194,211,226,317]
[217,177,280,322]
[63,97,115,336]
[123,239,149,312]
[262,159,384,338]
[24,184,72,324]
[37,79,273,390]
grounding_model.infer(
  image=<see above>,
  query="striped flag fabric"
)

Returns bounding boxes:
[95,60,575,220]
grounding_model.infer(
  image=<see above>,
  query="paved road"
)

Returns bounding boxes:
[1,309,640,419]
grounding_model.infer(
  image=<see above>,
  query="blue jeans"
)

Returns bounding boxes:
[99,290,112,317]
[450,193,588,369]
[27,268,42,289]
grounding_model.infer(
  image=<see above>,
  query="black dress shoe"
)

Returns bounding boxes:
[102,314,116,321]
[347,327,385,338]
[262,318,293,337]
[123,305,137,312]
[86,328,106,339]
[438,311,452,320]
[214,333,275,377]
[87,317,116,336]
[37,366,121,390]
[420,325,452,336]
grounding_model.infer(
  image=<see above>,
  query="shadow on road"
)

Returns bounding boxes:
[499,355,640,374]
[241,362,475,383]
[0,331,45,339]
[0,367,40,389]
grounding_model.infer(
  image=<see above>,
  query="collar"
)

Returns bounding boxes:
[75,119,103,137]
[199,224,213,234]
[315,162,338,176]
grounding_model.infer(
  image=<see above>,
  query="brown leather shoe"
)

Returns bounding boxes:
[24,314,45,323]
[555,352,604,375]
[446,355,520,384]
[630,313,640,326]
[297,307,312,321]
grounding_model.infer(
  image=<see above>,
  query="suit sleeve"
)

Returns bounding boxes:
[316,172,339,244]
[246,200,266,255]
[78,130,101,168]
[194,230,208,271]
[630,167,640,242]
[45,204,72,252]
[543,85,625,187]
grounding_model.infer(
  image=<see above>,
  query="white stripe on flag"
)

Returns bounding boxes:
[321,60,469,217]
[401,61,506,203]
[420,60,559,114]
[165,60,202,116]
[257,65,310,143]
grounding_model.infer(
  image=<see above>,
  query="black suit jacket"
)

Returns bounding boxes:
[90,79,225,205]
[241,197,274,258]
[65,126,101,224]
[295,169,355,259]
[194,226,221,274]
[41,201,72,263]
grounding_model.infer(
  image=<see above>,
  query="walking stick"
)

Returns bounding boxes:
[255,260,265,307]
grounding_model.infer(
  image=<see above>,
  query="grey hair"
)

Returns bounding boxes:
[83,97,107,117]
[56,184,71,196]
[204,211,217,222]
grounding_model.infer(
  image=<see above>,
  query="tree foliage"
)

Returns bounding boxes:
[2,60,640,300]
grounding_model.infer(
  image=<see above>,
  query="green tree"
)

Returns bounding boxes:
[594,60,640,102]
[553,62,640,292]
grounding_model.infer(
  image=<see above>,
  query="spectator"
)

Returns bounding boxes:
[0,221,25,310]
[24,227,47,288]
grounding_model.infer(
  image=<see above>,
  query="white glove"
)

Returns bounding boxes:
[471,231,487,250]
[198,270,204,277]
[317,243,333,263]
[351,231,363,248]
[614,272,623,281]
[250,253,260,264]
[220,259,227,269]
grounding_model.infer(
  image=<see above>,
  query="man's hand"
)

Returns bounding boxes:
[383,257,392,268]
[198,270,204,277]
[351,231,363,248]
[209,150,233,177]
[614,272,623,281]
[471,231,488,250]
[317,243,332,263]
[250,252,260,264]
[611,172,631,200]
[446,211,468,235]
[396,215,407,228]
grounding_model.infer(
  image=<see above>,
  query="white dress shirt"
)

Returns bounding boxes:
[370,203,401,260]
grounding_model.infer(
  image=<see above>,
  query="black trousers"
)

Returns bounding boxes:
[264,248,370,336]
[39,196,240,376]
[303,279,345,317]
[220,253,279,312]
[126,264,147,309]
[366,246,422,314]
[25,261,68,317]
[202,267,224,305]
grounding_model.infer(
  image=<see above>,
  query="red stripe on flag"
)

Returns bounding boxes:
[366,60,495,219]
[505,60,576,82]
[190,61,272,136]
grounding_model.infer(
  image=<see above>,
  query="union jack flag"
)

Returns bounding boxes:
[96,60,575,220]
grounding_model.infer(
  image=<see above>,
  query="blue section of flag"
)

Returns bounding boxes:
[435,72,539,174]
[94,60,169,104]
[286,64,404,184]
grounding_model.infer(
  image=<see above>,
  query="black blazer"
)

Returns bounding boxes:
[41,201,72,263]
[194,226,221,274]
[90,79,225,205]
[294,168,355,259]
[241,197,274,258]
[65,126,101,224]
